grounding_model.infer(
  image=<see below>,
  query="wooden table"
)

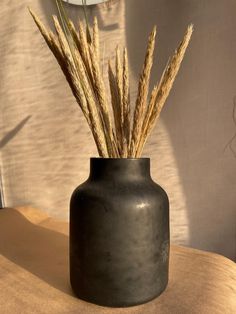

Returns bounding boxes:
[0,207,235,313]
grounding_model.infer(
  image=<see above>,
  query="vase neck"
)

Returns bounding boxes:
[88,158,151,181]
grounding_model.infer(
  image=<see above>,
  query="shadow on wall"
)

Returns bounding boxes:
[125,0,236,260]
[0,116,31,149]
[0,116,31,208]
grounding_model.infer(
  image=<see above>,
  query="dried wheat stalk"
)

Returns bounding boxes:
[78,21,94,81]
[30,2,192,159]
[129,26,157,157]
[30,9,108,157]
[92,17,100,62]
[115,47,126,156]
[123,48,131,157]
[53,15,109,157]
[68,18,116,156]
[108,61,122,152]
[89,45,118,157]
[67,20,82,55]
[29,10,90,126]
[136,25,193,157]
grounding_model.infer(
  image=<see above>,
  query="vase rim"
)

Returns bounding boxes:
[90,157,150,161]
[89,157,151,179]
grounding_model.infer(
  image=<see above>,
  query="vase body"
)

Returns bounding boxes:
[70,158,169,307]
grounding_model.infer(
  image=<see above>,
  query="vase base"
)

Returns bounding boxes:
[70,279,168,308]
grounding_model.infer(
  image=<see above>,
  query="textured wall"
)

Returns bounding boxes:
[0,0,235,260]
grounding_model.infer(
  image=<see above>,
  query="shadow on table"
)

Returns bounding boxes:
[0,208,72,295]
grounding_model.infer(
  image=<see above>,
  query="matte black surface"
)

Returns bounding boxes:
[70,158,169,307]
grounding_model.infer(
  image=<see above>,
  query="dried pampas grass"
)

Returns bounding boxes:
[136,25,193,157]
[29,0,193,158]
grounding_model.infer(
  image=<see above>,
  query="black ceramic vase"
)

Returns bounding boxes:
[70,158,169,307]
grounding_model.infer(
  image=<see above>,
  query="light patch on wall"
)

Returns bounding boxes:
[139,118,190,246]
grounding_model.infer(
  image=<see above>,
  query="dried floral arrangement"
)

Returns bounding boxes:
[29,0,193,158]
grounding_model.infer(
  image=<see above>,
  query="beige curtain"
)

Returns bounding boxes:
[0,0,235,260]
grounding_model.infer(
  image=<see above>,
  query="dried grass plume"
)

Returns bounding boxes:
[29,2,193,158]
